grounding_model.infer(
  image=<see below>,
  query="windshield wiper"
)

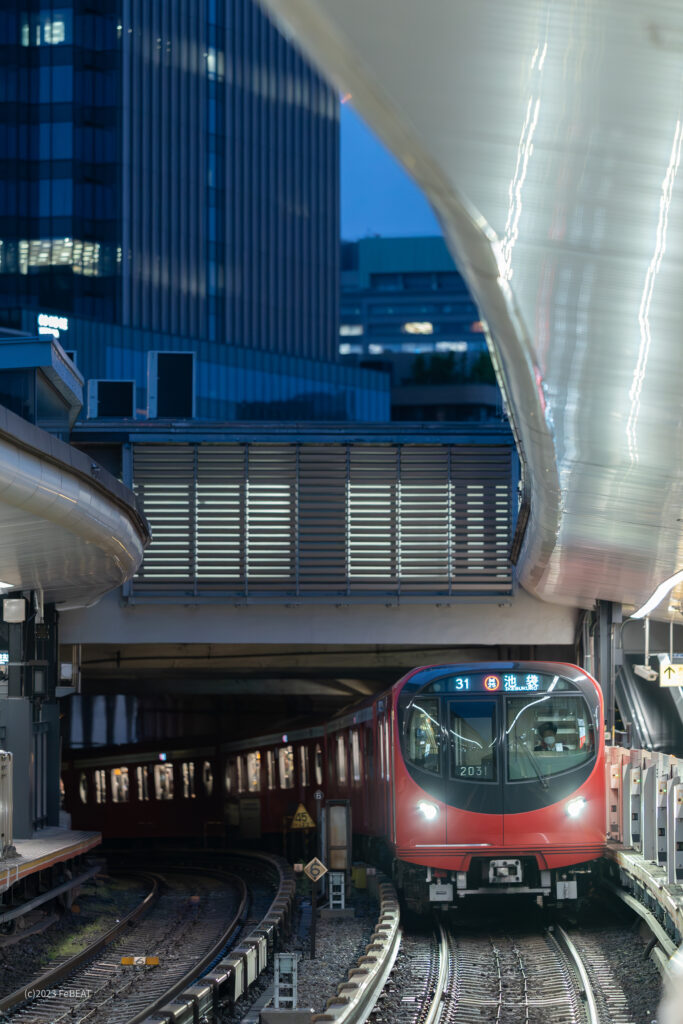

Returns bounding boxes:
[521,741,549,789]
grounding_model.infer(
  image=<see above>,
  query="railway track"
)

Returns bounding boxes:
[369,920,632,1024]
[1,870,246,1024]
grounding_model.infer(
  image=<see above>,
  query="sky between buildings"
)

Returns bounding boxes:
[340,103,443,241]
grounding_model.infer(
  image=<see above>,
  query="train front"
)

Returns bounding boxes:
[393,663,605,912]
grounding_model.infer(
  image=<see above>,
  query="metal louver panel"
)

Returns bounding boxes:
[132,442,513,600]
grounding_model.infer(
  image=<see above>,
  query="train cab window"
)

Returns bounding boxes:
[267,750,277,790]
[247,751,261,792]
[314,744,323,786]
[94,769,106,804]
[449,701,497,780]
[137,766,150,801]
[406,698,441,774]
[79,771,88,804]
[110,767,130,803]
[236,755,246,793]
[202,760,214,796]
[299,746,309,786]
[336,735,347,785]
[506,696,595,781]
[182,762,196,798]
[279,745,295,788]
[351,730,361,782]
[154,763,174,800]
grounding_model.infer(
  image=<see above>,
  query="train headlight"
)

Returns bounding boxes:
[417,800,439,821]
[566,796,586,818]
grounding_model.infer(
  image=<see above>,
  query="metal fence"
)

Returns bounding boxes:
[606,746,683,884]
[130,441,515,601]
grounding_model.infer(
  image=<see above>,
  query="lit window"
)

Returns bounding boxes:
[154,763,174,800]
[315,744,323,786]
[279,746,294,789]
[267,750,276,790]
[299,746,309,786]
[182,762,196,798]
[368,344,384,354]
[202,761,214,796]
[137,766,150,801]
[247,751,261,792]
[351,731,361,783]
[237,755,246,793]
[339,343,363,355]
[339,324,364,336]
[336,735,347,785]
[225,760,236,794]
[79,771,88,804]
[94,769,106,804]
[435,340,468,353]
[110,767,129,803]
[402,321,434,335]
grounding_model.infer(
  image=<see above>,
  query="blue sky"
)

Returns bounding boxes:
[340,103,442,241]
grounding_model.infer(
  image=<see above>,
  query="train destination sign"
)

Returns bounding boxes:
[424,671,574,694]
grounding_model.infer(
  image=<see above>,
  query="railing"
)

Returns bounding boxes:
[605,746,683,884]
[0,750,12,858]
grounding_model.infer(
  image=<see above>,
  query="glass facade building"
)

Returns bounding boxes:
[0,1,339,362]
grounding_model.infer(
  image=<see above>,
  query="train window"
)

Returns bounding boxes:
[336,735,347,785]
[182,762,196,798]
[154,763,174,800]
[110,767,130,803]
[225,760,237,794]
[267,750,277,790]
[407,699,441,773]
[449,701,497,780]
[137,766,150,801]
[314,744,323,786]
[379,718,385,779]
[506,696,595,781]
[237,755,246,793]
[79,771,88,804]
[299,746,309,786]
[351,730,361,782]
[279,746,295,789]
[203,760,214,796]
[94,769,106,804]
[247,751,261,792]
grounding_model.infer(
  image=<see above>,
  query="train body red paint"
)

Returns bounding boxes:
[63,662,606,909]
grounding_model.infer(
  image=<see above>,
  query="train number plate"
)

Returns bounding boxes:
[429,883,453,901]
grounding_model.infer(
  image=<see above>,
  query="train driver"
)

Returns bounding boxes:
[534,724,563,752]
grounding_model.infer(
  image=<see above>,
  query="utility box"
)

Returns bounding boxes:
[325,800,351,871]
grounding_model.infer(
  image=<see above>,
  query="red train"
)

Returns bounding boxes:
[63,662,606,910]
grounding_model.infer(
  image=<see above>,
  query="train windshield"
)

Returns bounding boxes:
[406,698,442,773]
[449,700,497,780]
[506,695,595,781]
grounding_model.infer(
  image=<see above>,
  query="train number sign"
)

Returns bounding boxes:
[304,857,328,882]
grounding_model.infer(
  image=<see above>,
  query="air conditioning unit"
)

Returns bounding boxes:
[87,379,136,419]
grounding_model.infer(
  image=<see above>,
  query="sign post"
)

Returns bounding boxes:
[303,857,327,959]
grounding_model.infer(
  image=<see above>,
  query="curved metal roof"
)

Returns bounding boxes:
[0,405,149,608]
[260,0,683,617]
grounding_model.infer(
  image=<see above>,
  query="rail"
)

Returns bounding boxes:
[312,881,401,1024]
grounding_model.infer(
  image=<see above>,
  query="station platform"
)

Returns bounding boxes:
[0,828,101,895]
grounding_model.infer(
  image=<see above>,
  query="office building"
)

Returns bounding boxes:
[0,1,357,421]
[340,236,501,421]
